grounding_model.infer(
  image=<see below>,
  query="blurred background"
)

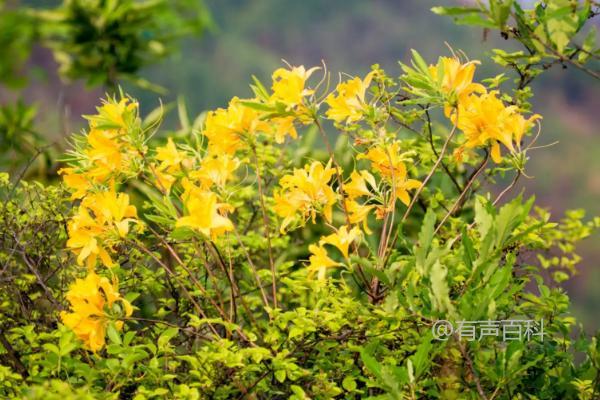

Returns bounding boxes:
[1,0,598,330]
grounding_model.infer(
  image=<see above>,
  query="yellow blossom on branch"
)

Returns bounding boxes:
[358,142,420,205]
[306,244,341,281]
[203,97,271,155]
[273,160,338,232]
[61,272,133,352]
[344,170,377,199]
[344,199,374,234]
[326,71,375,124]
[59,167,94,200]
[450,91,541,163]
[176,179,234,239]
[155,137,187,173]
[270,65,319,108]
[67,190,138,269]
[191,153,240,189]
[428,56,485,111]
[320,225,362,259]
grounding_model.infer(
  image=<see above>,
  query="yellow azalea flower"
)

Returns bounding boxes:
[67,190,138,269]
[429,56,486,112]
[357,142,420,205]
[86,190,138,236]
[60,271,133,352]
[272,116,298,144]
[325,71,375,124]
[156,138,186,173]
[274,160,338,232]
[345,170,376,199]
[307,244,341,281]
[271,65,319,108]
[176,180,234,239]
[506,111,542,150]
[191,153,240,189]
[451,91,540,163]
[153,167,176,193]
[358,142,406,179]
[344,199,374,234]
[86,97,137,131]
[393,177,422,206]
[59,167,93,200]
[320,225,361,259]
[203,97,271,155]
[85,129,123,177]
[67,207,113,269]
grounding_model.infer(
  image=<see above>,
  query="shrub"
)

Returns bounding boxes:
[0,49,599,399]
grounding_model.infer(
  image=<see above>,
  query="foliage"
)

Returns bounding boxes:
[0,1,599,399]
[0,0,211,176]
[432,0,600,93]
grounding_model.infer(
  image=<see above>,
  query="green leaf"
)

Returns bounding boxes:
[342,376,357,391]
[106,324,122,345]
[410,331,433,378]
[416,208,437,273]
[177,96,190,131]
[158,327,179,348]
[544,2,579,53]
[240,100,275,112]
[274,369,286,383]
[360,347,383,381]
[461,226,475,271]
[431,6,481,16]
[578,26,597,63]
[429,260,455,316]
[410,49,430,75]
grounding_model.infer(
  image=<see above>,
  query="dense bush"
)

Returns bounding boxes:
[1,1,599,399]
[0,53,598,398]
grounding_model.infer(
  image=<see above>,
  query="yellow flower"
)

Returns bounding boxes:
[60,272,133,352]
[59,168,93,200]
[67,207,112,269]
[67,190,138,268]
[203,97,271,155]
[358,142,420,205]
[86,97,138,131]
[307,244,340,281]
[505,111,542,150]
[272,116,298,144]
[176,180,234,239]
[153,167,177,193]
[393,177,422,206]
[320,225,361,259]
[85,129,124,179]
[428,56,485,111]
[87,190,138,236]
[274,160,338,232]
[191,153,240,189]
[358,142,405,179]
[345,170,376,199]
[344,199,374,234]
[271,65,319,108]
[156,138,186,173]
[325,71,375,124]
[451,91,541,163]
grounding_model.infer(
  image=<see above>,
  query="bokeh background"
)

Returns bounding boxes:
[2,0,599,330]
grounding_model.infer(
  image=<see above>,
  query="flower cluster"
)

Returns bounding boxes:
[66,189,137,269]
[57,54,546,347]
[59,98,141,199]
[429,56,541,162]
[60,98,141,351]
[274,160,338,232]
[60,272,132,352]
